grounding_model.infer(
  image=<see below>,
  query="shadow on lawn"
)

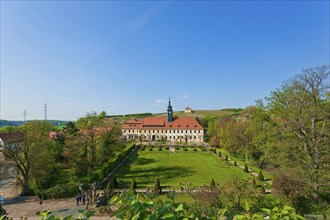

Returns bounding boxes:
[116,164,195,187]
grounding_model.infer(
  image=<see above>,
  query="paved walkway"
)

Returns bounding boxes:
[2,196,116,219]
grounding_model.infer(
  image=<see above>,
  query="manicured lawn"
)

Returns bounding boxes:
[113,149,251,189]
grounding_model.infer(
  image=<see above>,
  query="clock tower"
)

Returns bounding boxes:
[167,98,173,122]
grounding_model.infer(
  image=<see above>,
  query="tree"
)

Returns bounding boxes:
[267,65,329,198]
[76,112,103,169]
[0,121,55,195]
[97,123,122,164]
[218,177,260,212]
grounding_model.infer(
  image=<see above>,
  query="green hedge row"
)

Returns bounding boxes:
[89,142,136,183]
[36,182,80,199]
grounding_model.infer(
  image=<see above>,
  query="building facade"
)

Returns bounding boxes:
[122,100,204,143]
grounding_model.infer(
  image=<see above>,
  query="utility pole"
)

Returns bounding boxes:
[44,103,47,121]
[23,110,27,122]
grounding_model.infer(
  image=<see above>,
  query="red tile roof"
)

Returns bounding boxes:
[122,117,203,130]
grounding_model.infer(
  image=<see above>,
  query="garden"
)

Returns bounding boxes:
[113,146,252,189]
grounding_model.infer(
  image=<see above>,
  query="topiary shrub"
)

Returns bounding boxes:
[252,178,257,188]
[154,178,162,194]
[149,148,153,151]
[234,161,237,166]
[175,147,180,150]
[244,164,249,173]
[158,147,162,151]
[218,151,222,157]
[210,179,216,188]
[193,148,197,151]
[258,170,265,181]
[165,146,169,150]
[184,148,188,151]
[225,155,228,161]
[112,177,118,189]
[130,179,137,191]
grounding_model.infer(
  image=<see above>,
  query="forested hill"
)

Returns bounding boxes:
[0,120,70,128]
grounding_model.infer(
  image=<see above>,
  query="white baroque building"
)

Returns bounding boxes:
[122,99,204,143]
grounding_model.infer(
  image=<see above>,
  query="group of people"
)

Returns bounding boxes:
[75,193,90,206]
[75,182,101,208]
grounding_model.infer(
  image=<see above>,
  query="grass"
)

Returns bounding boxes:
[113,149,251,189]
[217,148,273,184]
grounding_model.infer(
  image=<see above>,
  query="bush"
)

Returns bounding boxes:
[193,148,197,151]
[184,148,188,151]
[130,179,137,191]
[149,148,153,151]
[244,164,249,173]
[41,182,80,199]
[258,170,265,181]
[252,178,257,187]
[234,161,237,166]
[154,179,161,194]
[218,151,222,157]
[175,147,180,150]
[165,146,169,150]
[99,206,111,214]
[158,147,162,151]
[111,177,118,189]
[0,205,7,215]
[225,155,228,161]
[210,179,216,188]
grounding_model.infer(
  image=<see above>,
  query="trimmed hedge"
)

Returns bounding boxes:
[39,182,80,199]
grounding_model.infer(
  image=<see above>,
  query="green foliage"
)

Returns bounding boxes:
[111,177,118,189]
[110,191,226,220]
[257,170,264,181]
[0,205,6,216]
[39,209,95,220]
[36,182,80,199]
[114,150,250,188]
[210,179,216,188]
[225,155,229,161]
[244,164,249,173]
[131,179,137,191]
[110,191,302,220]
[154,178,162,194]
[89,142,136,183]
[252,178,257,188]
[234,161,237,166]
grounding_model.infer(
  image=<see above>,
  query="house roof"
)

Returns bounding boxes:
[0,132,25,145]
[122,117,203,130]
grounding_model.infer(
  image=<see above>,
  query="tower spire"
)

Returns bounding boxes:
[167,97,173,122]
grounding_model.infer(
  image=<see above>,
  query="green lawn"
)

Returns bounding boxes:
[113,149,251,189]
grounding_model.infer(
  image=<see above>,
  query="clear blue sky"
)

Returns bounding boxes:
[1,1,329,121]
